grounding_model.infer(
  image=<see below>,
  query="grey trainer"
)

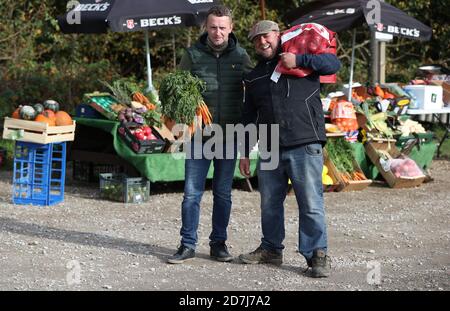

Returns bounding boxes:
[239,246,283,265]
[310,249,331,278]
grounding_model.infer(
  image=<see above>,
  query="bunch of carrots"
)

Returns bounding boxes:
[132,92,156,111]
[340,171,367,183]
[189,101,213,135]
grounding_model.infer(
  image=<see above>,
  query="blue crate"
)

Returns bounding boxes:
[12,141,66,206]
[75,103,105,119]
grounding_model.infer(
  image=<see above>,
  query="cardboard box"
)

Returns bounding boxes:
[152,123,184,153]
[365,139,426,188]
[3,117,76,144]
[430,80,450,106]
[403,85,443,110]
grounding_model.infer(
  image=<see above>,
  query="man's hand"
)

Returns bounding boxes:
[239,158,251,178]
[279,52,297,69]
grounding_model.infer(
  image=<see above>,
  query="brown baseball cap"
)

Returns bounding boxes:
[248,20,280,41]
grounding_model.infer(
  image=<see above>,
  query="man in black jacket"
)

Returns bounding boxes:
[238,20,340,278]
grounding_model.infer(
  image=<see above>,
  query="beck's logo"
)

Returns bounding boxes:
[187,0,214,4]
[126,19,135,30]
[73,2,110,11]
[140,16,182,28]
[376,23,384,32]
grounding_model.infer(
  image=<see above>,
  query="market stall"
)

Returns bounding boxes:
[72,117,258,183]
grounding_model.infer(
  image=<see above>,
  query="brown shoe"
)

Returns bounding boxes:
[239,246,282,265]
[310,249,331,278]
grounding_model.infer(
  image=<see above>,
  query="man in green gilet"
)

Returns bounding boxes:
[167,5,252,264]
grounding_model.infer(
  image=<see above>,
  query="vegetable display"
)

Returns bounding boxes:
[326,138,367,182]
[11,100,73,126]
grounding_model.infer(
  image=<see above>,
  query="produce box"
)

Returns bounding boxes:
[118,122,166,154]
[430,80,450,106]
[99,173,150,203]
[152,123,182,153]
[365,138,426,188]
[323,148,372,192]
[83,92,126,121]
[322,163,341,192]
[3,117,76,144]
[403,85,443,110]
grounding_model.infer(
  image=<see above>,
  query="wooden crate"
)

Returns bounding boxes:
[323,149,372,192]
[3,117,76,144]
[365,138,426,188]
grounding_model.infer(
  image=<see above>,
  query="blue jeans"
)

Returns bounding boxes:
[257,143,327,261]
[180,140,237,249]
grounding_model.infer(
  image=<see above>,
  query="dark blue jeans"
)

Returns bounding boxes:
[257,143,328,261]
[180,140,237,249]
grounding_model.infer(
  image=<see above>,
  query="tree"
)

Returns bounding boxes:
[0,0,448,117]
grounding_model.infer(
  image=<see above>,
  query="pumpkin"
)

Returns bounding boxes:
[42,109,56,120]
[19,105,37,121]
[33,103,45,114]
[12,107,21,119]
[43,99,60,112]
[35,114,55,126]
[55,111,73,126]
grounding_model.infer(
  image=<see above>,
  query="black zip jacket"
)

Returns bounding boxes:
[242,51,341,157]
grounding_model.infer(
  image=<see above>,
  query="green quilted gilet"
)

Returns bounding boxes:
[186,33,248,128]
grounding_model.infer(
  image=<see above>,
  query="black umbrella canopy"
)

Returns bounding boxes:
[284,0,432,41]
[58,0,222,34]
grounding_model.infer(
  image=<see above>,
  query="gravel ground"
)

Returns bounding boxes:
[0,160,448,291]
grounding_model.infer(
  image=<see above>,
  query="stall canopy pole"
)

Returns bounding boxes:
[348,28,357,101]
[145,30,153,92]
[370,30,379,86]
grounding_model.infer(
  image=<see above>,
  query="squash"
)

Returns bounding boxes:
[55,111,73,126]
[12,107,21,119]
[19,105,37,121]
[42,109,56,120]
[34,114,55,126]
[43,99,60,112]
[33,103,45,114]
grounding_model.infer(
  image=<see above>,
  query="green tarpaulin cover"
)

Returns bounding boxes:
[75,118,436,183]
[74,118,257,182]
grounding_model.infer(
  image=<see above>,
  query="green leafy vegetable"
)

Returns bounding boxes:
[100,79,139,106]
[326,138,355,174]
[159,70,205,124]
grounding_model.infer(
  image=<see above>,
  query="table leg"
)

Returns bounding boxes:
[432,113,449,158]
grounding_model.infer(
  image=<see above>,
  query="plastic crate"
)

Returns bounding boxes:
[99,173,150,203]
[118,122,166,154]
[12,141,66,206]
[75,104,105,119]
[73,161,124,182]
[83,92,126,121]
